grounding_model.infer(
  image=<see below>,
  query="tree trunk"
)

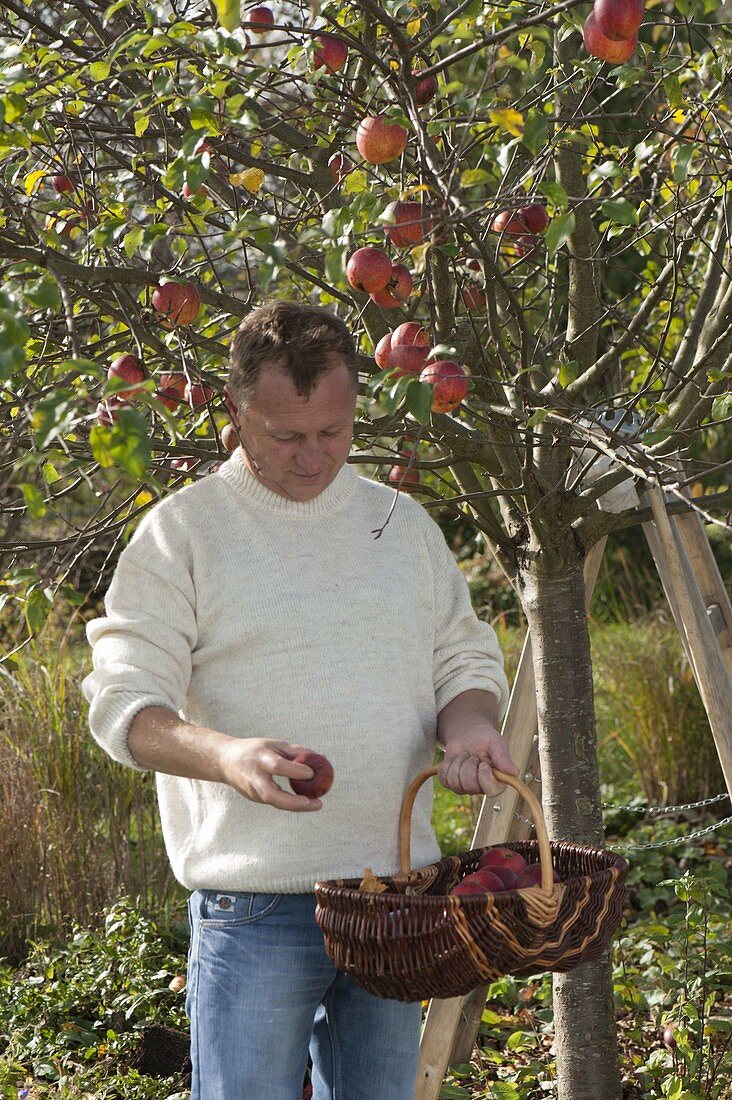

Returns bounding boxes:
[519,557,622,1100]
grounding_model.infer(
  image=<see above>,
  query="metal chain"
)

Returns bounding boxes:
[522,772,730,816]
[512,812,732,852]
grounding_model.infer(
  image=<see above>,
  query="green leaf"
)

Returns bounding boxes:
[601,198,638,226]
[213,0,241,30]
[522,108,548,155]
[460,168,491,188]
[88,407,152,479]
[673,144,695,184]
[545,210,575,253]
[18,482,47,519]
[31,392,77,449]
[25,586,54,634]
[558,359,580,387]
[23,276,62,312]
[89,60,111,81]
[540,180,569,210]
[506,1029,536,1051]
[405,380,434,424]
[711,393,732,421]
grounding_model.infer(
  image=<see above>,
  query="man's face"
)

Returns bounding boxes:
[227,359,357,502]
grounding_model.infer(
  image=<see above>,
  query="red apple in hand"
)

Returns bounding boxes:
[289,751,334,798]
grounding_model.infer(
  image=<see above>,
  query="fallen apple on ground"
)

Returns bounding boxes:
[289,751,334,798]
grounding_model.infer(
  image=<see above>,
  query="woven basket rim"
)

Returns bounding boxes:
[315,839,628,902]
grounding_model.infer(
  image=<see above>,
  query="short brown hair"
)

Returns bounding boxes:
[228,300,358,409]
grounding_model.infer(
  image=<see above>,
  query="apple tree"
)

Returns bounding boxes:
[1,0,730,1096]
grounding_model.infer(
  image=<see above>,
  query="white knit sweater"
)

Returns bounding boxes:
[82,449,509,893]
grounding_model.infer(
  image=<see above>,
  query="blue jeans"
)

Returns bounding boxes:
[186,889,422,1099]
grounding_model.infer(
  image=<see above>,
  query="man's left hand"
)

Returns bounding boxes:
[436,689,517,798]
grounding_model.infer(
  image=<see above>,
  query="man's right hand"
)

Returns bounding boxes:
[218,737,326,812]
[128,707,324,812]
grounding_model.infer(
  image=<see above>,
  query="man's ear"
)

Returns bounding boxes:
[223,384,239,425]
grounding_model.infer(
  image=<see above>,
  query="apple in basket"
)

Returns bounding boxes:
[288,751,334,798]
[477,846,527,876]
[450,869,504,896]
[515,863,561,889]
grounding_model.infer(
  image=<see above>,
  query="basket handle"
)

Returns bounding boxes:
[399,766,556,892]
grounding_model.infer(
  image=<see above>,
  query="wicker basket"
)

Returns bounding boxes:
[314,767,628,1002]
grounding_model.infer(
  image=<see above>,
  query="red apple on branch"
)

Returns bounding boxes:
[414,73,438,107]
[346,247,393,293]
[243,5,274,32]
[389,343,431,377]
[157,371,187,411]
[388,453,421,490]
[152,282,201,326]
[370,263,413,308]
[289,751,334,798]
[374,332,393,369]
[383,201,432,247]
[356,117,408,164]
[594,0,644,40]
[519,203,549,234]
[314,35,348,73]
[108,354,146,399]
[328,153,352,184]
[391,321,430,347]
[51,174,75,194]
[419,360,468,413]
[583,13,638,61]
[185,380,215,408]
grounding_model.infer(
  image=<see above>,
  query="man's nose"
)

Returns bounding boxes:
[296,438,325,472]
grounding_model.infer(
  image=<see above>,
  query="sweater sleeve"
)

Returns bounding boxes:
[423,515,510,719]
[81,504,198,771]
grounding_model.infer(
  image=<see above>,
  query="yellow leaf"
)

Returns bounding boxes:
[135,490,153,507]
[25,169,46,196]
[407,15,421,35]
[230,167,265,193]
[212,0,240,32]
[250,139,262,158]
[343,169,368,195]
[400,183,431,199]
[489,107,524,137]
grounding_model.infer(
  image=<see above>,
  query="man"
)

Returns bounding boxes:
[82,300,515,1099]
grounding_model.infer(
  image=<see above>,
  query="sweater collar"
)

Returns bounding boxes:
[216,447,357,517]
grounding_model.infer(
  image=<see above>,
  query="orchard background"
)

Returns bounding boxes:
[0,0,730,1096]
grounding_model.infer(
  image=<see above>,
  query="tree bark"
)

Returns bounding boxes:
[519,557,622,1100]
